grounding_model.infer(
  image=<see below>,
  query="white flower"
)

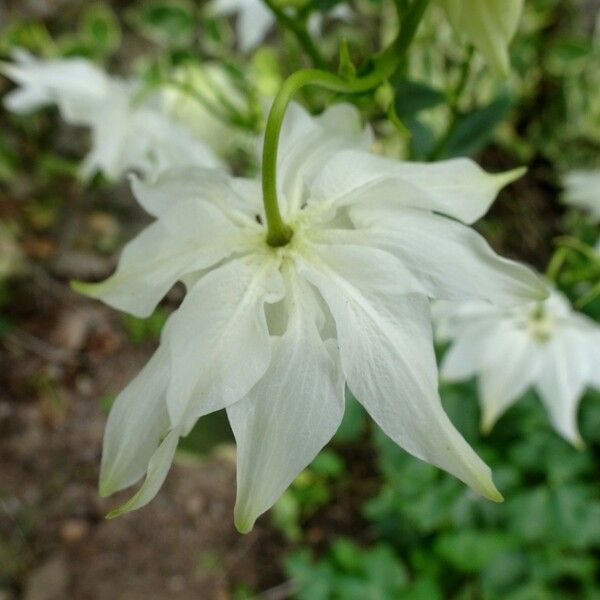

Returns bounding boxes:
[211,0,351,53]
[562,170,600,222]
[442,0,524,76]
[437,290,600,445]
[0,48,111,124]
[76,102,547,532]
[1,50,222,180]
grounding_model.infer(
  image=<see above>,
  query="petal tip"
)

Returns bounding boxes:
[234,513,255,535]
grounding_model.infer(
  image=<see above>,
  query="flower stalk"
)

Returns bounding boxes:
[263,0,431,247]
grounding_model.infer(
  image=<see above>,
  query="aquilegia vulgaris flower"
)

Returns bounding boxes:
[562,170,600,222]
[1,49,222,179]
[75,102,547,532]
[436,290,600,445]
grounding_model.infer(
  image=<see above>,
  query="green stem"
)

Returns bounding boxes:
[263,0,328,69]
[263,0,431,246]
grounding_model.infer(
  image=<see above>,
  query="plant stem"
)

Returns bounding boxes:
[263,0,431,247]
[263,0,328,69]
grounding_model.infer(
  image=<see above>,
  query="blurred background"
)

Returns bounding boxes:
[1,0,599,598]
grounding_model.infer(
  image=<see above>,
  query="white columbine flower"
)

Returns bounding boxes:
[1,50,222,180]
[436,290,600,445]
[442,0,524,77]
[562,170,600,222]
[76,102,547,532]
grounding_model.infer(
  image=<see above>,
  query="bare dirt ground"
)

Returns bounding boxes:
[0,278,287,600]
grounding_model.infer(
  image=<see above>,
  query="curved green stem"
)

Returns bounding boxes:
[263,0,431,246]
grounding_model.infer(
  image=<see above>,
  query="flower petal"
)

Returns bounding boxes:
[228,269,344,533]
[130,167,260,223]
[440,321,494,381]
[478,327,540,432]
[238,1,274,52]
[277,104,373,215]
[348,207,548,304]
[535,330,588,446]
[106,429,180,518]
[310,150,525,224]
[73,198,244,318]
[99,346,171,497]
[164,258,285,433]
[298,245,502,501]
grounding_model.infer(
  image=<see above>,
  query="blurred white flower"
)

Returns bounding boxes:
[160,62,253,156]
[562,170,600,222]
[211,0,351,53]
[442,0,524,76]
[1,50,222,180]
[76,103,546,531]
[437,290,600,445]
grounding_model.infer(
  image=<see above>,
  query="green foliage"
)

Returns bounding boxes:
[288,384,600,599]
[121,308,168,345]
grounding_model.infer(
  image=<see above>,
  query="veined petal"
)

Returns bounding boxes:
[106,429,180,518]
[130,167,260,225]
[535,330,588,446]
[99,346,171,497]
[164,257,285,433]
[478,328,540,432]
[310,150,525,224]
[73,198,244,318]
[277,103,373,215]
[298,245,502,501]
[349,207,548,304]
[228,268,345,533]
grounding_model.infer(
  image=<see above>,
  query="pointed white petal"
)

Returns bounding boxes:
[478,328,540,432]
[99,346,171,497]
[106,429,180,518]
[164,258,285,433]
[349,207,548,304]
[73,198,244,318]
[298,245,502,501]
[311,150,525,224]
[228,270,345,533]
[535,330,588,446]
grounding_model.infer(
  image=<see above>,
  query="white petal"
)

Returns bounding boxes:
[535,330,588,446]
[277,103,373,215]
[441,321,495,381]
[478,328,540,432]
[310,150,525,224]
[348,207,548,304]
[164,258,285,432]
[106,429,180,518]
[298,245,502,501]
[99,346,171,497]
[73,198,244,318]
[238,1,274,52]
[130,167,260,224]
[228,269,345,533]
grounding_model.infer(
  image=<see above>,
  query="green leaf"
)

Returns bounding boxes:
[79,4,121,55]
[392,78,445,118]
[127,0,195,47]
[438,95,512,158]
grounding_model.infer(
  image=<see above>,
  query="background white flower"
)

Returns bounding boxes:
[1,50,223,180]
[436,290,600,445]
[562,170,600,222]
[76,102,547,532]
